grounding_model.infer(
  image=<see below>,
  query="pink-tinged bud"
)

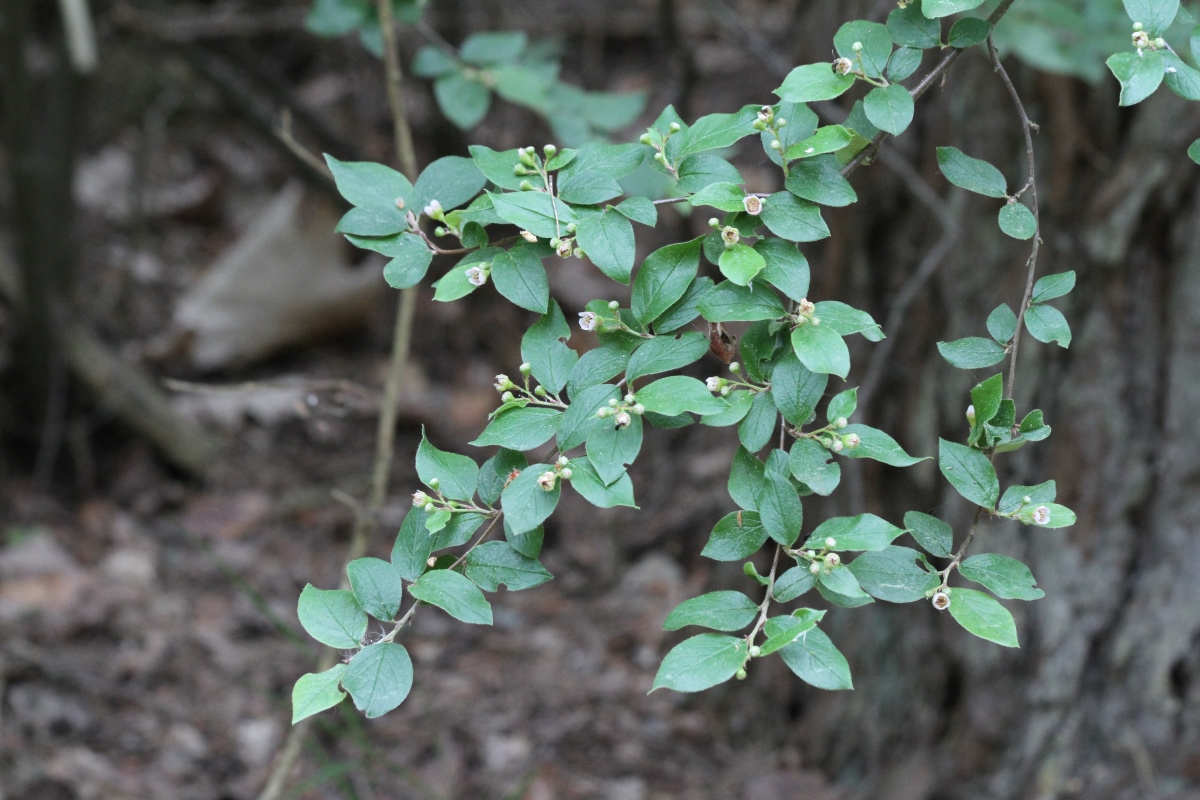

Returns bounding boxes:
[829,438,844,453]
[537,471,558,491]
[721,226,740,248]
[834,417,848,429]
[966,404,976,426]
[556,455,569,467]
[1033,506,1051,525]
[742,195,763,216]
[560,467,573,480]
[615,411,632,429]
[809,561,822,575]
[843,433,860,449]
[833,57,854,75]
[632,404,645,415]
[494,374,512,392]
[412,491,429,506]
[466,266,489,287]
[578,311,599,331]
[932,591,950,611]
[824,552,841,568]
[520,230,538,243]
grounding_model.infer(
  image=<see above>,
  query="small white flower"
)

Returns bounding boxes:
[743,195,764,216]
[833,57,854,75]
[520,230,538,243]
[556,238,574,258]
[798,299,816,314]
[578,311,599,331]
[423,199,443,219]
[932,591,951,611]
[412,491,429,506]
[721,226,740,248]
[1033,505,1052,525]
[1132,30,1150,48]
[466,266,489,286]
[615,411,632,429]
[706,377,723,392]
[757,105,773,122]
[537,471,558,492]
[494,374,511,392]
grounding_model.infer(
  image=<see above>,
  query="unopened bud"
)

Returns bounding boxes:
[412,491,429,506]
[669,122,682,133]
[572,248,584,259]
[514,164,529,176]
[809,561,822,575]
[835,417,848,429]
[543,143,557,158]
[423,199,444,220]
[824,537,837,549]
[519,180,534,191]
[632,404,644,415]
[749,645,761,657]
[770,139,782,151]
[639,133,653,145]
[1022,495,1032,505]
[424,501,436,512]
[566,223,577,234]
[736,667,748,680]
[557,455,570,467]
[608,300,620,310]
[428,477,440,490]
[852,41,863,52]
[753,119,768,131]
[624,393,636,404]
[776,118,788,128]
[843,433,860,449]
[729,362,740,373]
[615,411,632,429]
[829,438,844,453]
[495,374,513,391]
[654,151,667,163]
[534,386,548,397]
[966,404,976,426]
[720,385,732,397]
[501,391,515,403]
[560,467,573,480]
[519,362,533,376]
[597,407,612,419]
[434,226,448,236]
[519,149,536,167]
[708,217,721,229]
[824,552,841,568]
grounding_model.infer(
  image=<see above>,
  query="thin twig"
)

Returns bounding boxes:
[747,545,782,645]
[988,35,1042,401]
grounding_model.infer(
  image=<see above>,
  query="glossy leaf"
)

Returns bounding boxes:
[703,510,769,561]
[663,591,759,632]
[959,554,1044,600]
[652,634,747,693]
[791,323,850,379]
[342,642,414,718]
[939,439,999,508]
[291,665,347,724]
[775,63,856,103]
[947,587,1018,647]
[408,569,493,625]
[347,557,403,621]
[577,209,636,284]
[936,146,1007,198]
[848,546,939,602]
[904,511,953,557]
[297,585,367,649]
[631,239,703,326]
[777,627,853,690]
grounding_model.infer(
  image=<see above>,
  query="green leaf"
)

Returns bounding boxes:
[500,463,561,535]
[489,191,578,239]
[664,591,759,632]
[305,0,367,37]
[999,202,1037,240]
[1106,51,1165,106]
[839,423,925,467]
[702,510,768,561]
[864,84,914,135]
[718,243,766,286]
[347,557,403,621]
[568,344,633,397]
[849,546,939,603]
[342,642,414,718]
[631,239,703,326]
[460,30,526,64]
[434,72,492,129]
[886,46,924,82]
[1031,270,1076,303]
[654,277,715,333]
[469,145,543,191]
[567,457,638,508]
[1024,304,1072,348]
[433,250,492,303]
[688,182,747,213]
[491,245,549,313]
[814,301,884,341]
[1026,502,1076,528]
[557,170,624,205]
[560,141,645,181]
[651,634,748,693]
[677,154,744,194]
[791,323,850,379]
[804,513,904,551]
[739,391,778,452]
[755,238,811,302]
[947,17,991,48]
[959,554,1044,600]
[935,146,1007,198]
[998,480,1056,514]
[758,609,825,656]
[521,300,578,394]
[903,510,953,557]
[586,413,642,484]
[557,383,618,449]
[888,1,941,48]
[922,0,988,17]
[291,665,346,724]
[788,438,842,496]
[412,46,458,78]
[678,105,760,157]
[701,389,754,428]
[772,567,816,602]
[1122,0,1179,36]
[698,280,787,323]
[336,206,407,236]
[771,352,827,425]
[412,156,487,213]
[784,126,855,160]
[970,373,1004,426]
[939,438,999,508]
[827,388,858,423]
[465,540,553,591]
[615,196,657,227]
[324,154,413,211]
[576,209,636,284]
[817,566,874,607]
[391,506,435,582]
[408,569,492,625]
[635,376,727,416]
[626,331,709,382]
[297,585,367,649]
[417,429,478,501]
[756,469,804,546]
[947,587,1018,647]
[478,449,527,507]
[1189,138,1200,165]
[471,406,561,451]
[785,155,858,207]
[937,337,1007,369]
[760,192,830,242]
[987,303,1018,344]
[777,627,853,690]
[493,64,554,108]
[775,63,856,103]
[728,446,766,511]
[377,234,434,289]
[433,511,484,551]
[834,20,894,79]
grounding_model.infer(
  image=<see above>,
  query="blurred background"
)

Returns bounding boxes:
[2,0,1199,798]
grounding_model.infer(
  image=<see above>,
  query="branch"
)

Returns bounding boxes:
[988,35,1042,400]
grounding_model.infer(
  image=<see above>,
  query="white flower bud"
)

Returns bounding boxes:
[835,416,848,429]
[824,552,841,568]
[708,217,721,229]
[1132,21,1144,31]
[608,399,620,408]
[720,385,732,397]
[608,300,620,310]
[824,537,837,549]
[519,362,533,376]
[749,645,762,657]
[632,404,645,415]
[729,362,741,373]
[669,122,682,133]
[543,143,557,157]
[776,118,787,128]
[809,561,822,575]
[560,467,573,480]
[557,455,570,467]
[1033,505,1051,525]
[624,393,636,404]
[721,226,740,248]
[932,591,950,611]
[966,404,976,426]
[501,391,515,403]
[830,438,844,453]
[495,374,512,392]
[770,139,782,151]
[639,132,653,145]
[852,41,863,52]
[428,478,440,490]
[743,195,763,216]
[412,491,429,506]
[1022,495,1032,505]
[578,311,599,331]
[537,471,558,491]
[1152,37,1166,49]
[423,199,444,220]
[520,230,538,243]
[706,377,723,392]
[424,501,436,512]
[615,411,632,429]
[596,407,611,418]
[843,433,860,449]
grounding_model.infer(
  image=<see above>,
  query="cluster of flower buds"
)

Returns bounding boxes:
[753,105,789,158]
[639,122,682,169]
[537,456,575,492]
[823,432,860,453]
[802,538,841,574]
[705,363,744,397]
[596,392,644,429]
[791,298,821,328]
[1131,23,1167,55]
[465,262,491,287]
